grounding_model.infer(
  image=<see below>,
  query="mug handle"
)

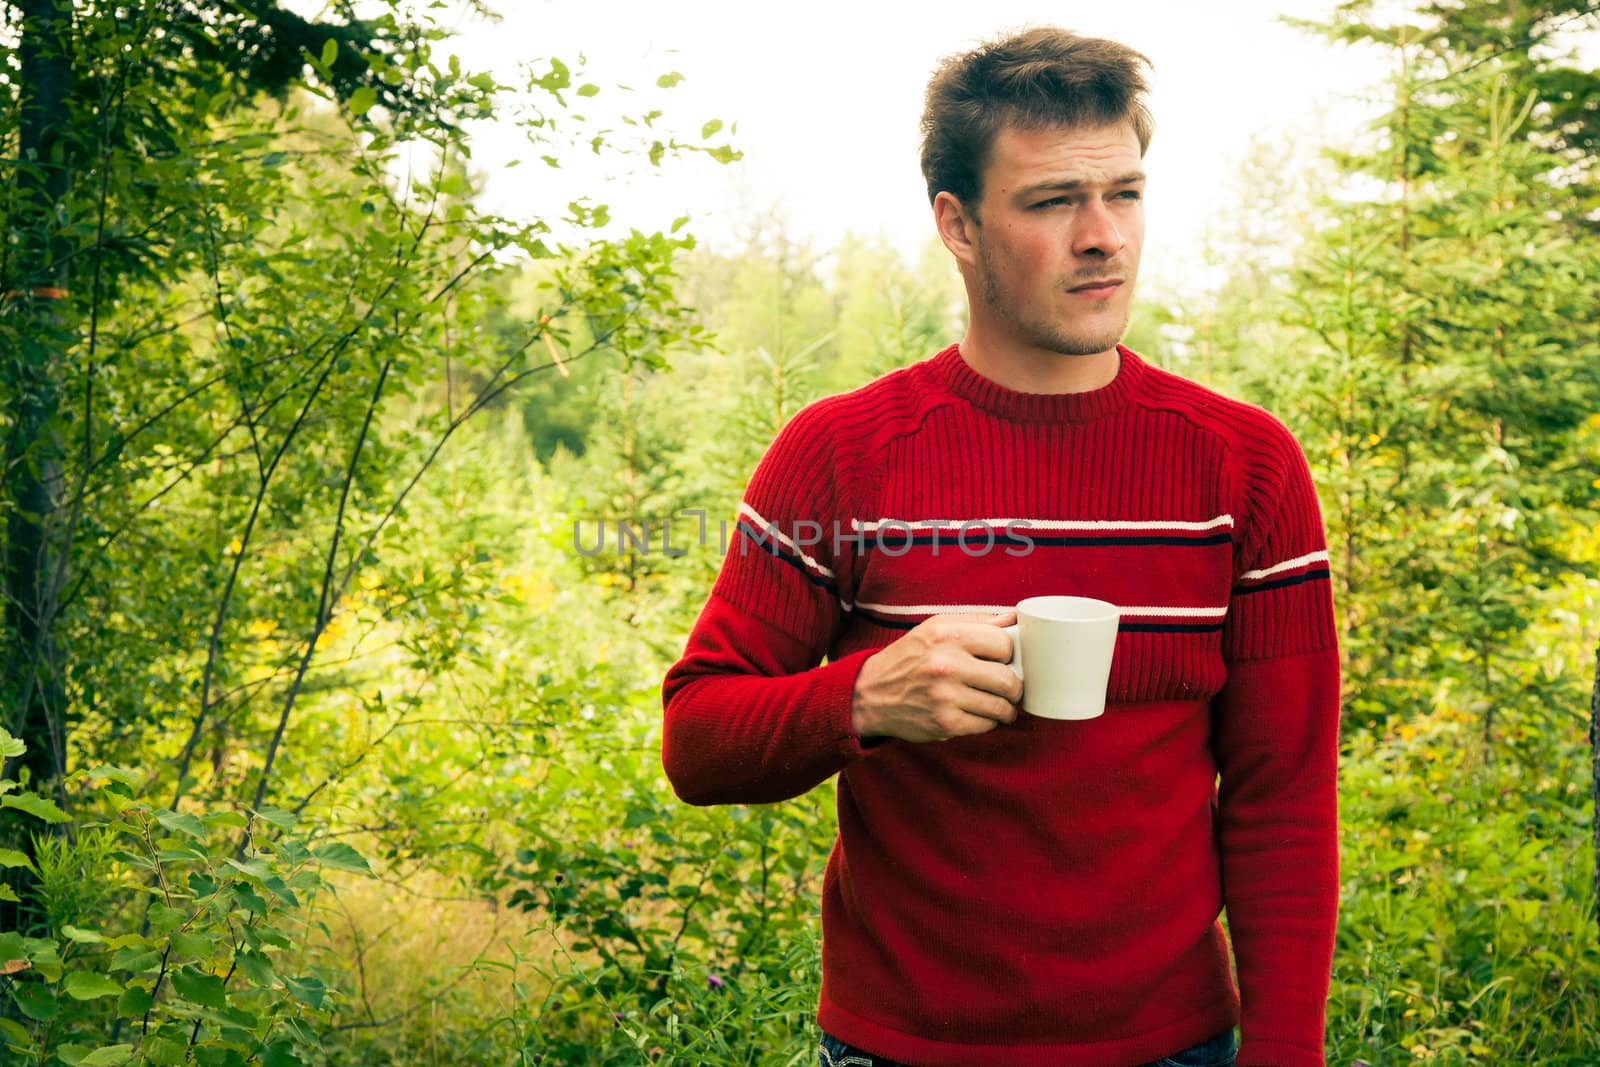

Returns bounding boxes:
[1003,622,1022,681]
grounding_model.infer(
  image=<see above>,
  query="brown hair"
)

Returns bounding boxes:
[919,27,1154,209]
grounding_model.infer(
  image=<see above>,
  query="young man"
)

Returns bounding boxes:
[662,27,1339,1067]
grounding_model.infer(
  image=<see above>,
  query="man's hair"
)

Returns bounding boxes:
[919,27,1154,209]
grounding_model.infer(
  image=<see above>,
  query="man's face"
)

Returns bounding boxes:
[966,121,1145,358]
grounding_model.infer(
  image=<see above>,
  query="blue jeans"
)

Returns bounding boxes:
[818,1027,1238,1067]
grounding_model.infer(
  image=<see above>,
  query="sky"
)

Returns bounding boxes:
[333,0,1585,295]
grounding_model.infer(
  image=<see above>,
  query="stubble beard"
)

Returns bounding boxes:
[978,243,1130,358]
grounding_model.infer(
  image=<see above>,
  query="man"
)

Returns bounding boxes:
[661,26,1339,1067]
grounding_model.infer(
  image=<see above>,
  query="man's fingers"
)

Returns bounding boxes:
[932,707,1003,739]
[967,661,1024,705]
[966,625,1019,665]
[932,610,1016,627]
[931,612,1017,660]
[960,690,1020,726]
[865,611,1024,742]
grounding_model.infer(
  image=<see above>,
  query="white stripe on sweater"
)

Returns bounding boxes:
[850,514,1234,534]
[1239,549,1330,582]
[737,502,836,579]
[852,601,1226,618]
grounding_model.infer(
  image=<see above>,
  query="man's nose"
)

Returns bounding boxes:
[1071,200,1126,258]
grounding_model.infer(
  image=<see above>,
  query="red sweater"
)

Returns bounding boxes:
[661,344,1340,1067]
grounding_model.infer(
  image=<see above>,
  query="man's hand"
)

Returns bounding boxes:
[850,611,1023,742]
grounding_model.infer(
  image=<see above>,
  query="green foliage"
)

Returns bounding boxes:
[2,2,1596,1065]
[832,232,962,383]
[1199,3,1600,1061]
[0,0,744,1062]
[1208,1,1600,736]
[496,694,834,1063]
[1331,709,1599,1065]
[0,728,367,1066]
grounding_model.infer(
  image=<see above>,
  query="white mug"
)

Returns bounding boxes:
[1003,595,1121,720]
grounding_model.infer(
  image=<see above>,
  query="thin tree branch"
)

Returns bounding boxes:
[249,357,393,816]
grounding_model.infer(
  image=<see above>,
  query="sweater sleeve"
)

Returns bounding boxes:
[661,399,879,806]
[1214,415,1341,1067]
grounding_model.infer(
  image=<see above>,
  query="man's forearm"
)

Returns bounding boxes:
[661,594,877,805]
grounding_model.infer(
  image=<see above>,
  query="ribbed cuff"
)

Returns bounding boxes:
[822,647,886,759]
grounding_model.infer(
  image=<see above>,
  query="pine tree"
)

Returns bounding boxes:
[1244,1,1600,735]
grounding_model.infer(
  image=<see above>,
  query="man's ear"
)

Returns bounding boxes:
[933,191,979,269]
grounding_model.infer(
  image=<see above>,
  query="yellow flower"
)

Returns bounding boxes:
[322,613,350,642]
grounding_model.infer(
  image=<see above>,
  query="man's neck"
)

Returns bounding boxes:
[956,331,1122,395]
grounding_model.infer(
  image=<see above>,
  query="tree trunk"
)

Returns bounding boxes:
[3,0,73,791]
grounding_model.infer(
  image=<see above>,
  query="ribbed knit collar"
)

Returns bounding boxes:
[930,342,1147,424]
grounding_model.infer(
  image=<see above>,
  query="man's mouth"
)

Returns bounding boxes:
[1069,279,1122,298]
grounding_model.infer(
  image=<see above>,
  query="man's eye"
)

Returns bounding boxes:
[1115,190,1143,200]
[1031,197,1068,210]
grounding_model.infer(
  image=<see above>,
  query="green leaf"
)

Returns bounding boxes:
[12,982,55,1020]
[311,842,372,874]
[259,1042,299,1067]
[24,943,60,983]
[142,1036,187,1066]
[320,39,338,68]
[169,931,215,959]
[2,793,69,823]
[235,951,274,988]
[259,875,299,909]
[0,932,24,962]
[171,966,227,1011]
[80,1047,134,1067]
[0,1017,31,1049]
[0,884,19,903]
[284,974,325,1009]
[577,83,600,97]
[348,86,378,117]
[155,810,206,839]
[656,71,683,88]
[157,845,205,864]
[108,947,162,973]
[84,766,139,789]
[224,857,271,882]
[701,118,723,139]
[61,925,103,944]
[105,933,150,951]
[201,810,248,830]
[233,882,268,916]
[117,985,153,1018]
[0,728,24,758]
[64,972,124,1000]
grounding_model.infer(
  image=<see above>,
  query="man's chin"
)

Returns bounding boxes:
[1019,306,1129,357]
[1036,330,1125,358]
